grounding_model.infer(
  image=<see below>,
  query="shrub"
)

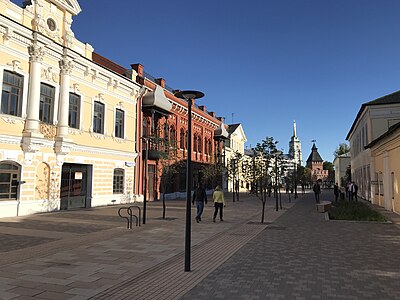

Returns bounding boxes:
[328,200,387,222]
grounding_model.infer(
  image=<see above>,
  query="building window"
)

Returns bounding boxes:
[180,129,185,149]
[113,168,124,194]
[0,162,20,200]
[115,109,124,138]
[69,93,80,129]
[39,83,55,124]
[197,135,202,153]
[93,101,104,134]
[169,125,176,147]
[143,117,150,137]
[1,71,23,117]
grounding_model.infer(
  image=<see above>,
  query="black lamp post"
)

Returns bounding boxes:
[274,150,282,211]
[174,90,204,272]
[140,137,150,225]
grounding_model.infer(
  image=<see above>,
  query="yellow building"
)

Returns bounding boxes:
[0,0,142,217]
[365,122,400,214]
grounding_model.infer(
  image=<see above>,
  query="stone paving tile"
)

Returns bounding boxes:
[183,191,400,299]
[0,234,55,252]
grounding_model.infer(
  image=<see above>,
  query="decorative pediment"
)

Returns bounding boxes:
[49,0,81,15]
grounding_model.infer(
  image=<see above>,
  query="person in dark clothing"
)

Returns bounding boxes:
[192,184,207,223]
[313,180,321,203]
[334,183,339,202]
[353,182,358,202]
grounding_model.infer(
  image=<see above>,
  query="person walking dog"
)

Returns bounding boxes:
[213,185,225,222]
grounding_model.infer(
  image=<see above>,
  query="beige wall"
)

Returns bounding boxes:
[370,133,400,214]
[0,0,141,218]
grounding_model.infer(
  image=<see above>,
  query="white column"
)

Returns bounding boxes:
[24,41,45,134]
[57,57,74,138]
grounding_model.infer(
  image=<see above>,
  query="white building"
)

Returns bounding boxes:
[346,91,400,202]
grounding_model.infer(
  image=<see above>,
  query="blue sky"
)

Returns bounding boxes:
[14,0,400,162]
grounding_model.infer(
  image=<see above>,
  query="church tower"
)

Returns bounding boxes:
[288,120,302,165]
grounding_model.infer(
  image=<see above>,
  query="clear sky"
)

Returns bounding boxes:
[14,0,400,162]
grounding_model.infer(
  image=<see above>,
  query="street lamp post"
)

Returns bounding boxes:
[140,137,150,225]
[174,90,204,273]
[274,150,282,211]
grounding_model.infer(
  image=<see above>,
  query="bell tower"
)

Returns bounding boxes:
[289,120,302,165]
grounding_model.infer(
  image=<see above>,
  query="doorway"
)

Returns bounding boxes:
[60,163,92,210]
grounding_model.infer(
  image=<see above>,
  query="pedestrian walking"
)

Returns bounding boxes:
[192,183,207,223]
[313,180,321,204]
[353,181,358,202]
[212,185,225,222]
[348,181,354,201]
[334,183,339,202]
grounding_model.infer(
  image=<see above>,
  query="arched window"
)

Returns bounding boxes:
[193,134,198,152]
[113,168,124,194]
[197,135,202,153]
[180,129,185,149]
[0,161,21,200]
[169,125,176,147]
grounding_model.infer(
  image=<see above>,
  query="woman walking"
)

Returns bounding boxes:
[213,185,226,222]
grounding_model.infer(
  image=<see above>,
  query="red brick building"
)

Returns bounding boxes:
[93,53,227,201]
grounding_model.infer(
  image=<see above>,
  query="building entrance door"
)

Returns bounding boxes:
[148,165,155,201]
[60,163,91,210]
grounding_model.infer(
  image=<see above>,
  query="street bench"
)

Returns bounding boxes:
[316,201,331,213]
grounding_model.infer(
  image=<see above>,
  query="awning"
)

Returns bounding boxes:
[142,85,172,114]
[214,123,229,139]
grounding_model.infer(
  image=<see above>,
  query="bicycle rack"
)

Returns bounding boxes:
[118,206,139,229]
[128,205,141,226]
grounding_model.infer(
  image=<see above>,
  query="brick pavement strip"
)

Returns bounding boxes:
[89,222,269,300]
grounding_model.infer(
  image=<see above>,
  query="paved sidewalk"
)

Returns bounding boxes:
[183,190,400,299]
[1,190,399,299]
[0,192,293,299]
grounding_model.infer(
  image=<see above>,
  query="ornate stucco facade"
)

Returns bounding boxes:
[0,0,142,217]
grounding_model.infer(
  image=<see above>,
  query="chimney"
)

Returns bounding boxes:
[131,64,144,84]
[131,63,144,77]
[209,112,216,117]
[198,105,206,112]
[155,78,165,88]
[217,117,224,122]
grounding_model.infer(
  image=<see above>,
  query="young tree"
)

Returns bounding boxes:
[323,161,334,171]
[158,141,180,219]
[255,137,279,223]
[225,151,243,202]
[333,142,350,158]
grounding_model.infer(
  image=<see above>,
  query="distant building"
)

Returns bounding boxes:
[288,120,303,166]
[333,153,351,188]
[306,143,328,182]
[346,90,400,202]
[224,124,247,192]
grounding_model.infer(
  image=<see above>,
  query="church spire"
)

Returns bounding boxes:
[293,120,297,137]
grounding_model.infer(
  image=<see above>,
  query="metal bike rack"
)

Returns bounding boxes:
[128,205,141,226]
[118,206,140,229]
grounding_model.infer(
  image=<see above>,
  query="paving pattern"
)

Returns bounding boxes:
[183,191,400,299]
[0,191,399,299]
